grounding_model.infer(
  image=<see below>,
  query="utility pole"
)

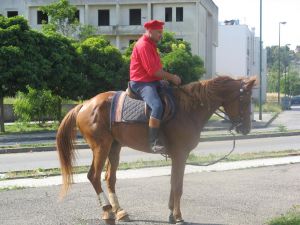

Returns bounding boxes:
[259,0,262,120]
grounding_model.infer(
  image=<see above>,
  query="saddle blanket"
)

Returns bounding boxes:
[110,91,149,124]
[110,90,176,126]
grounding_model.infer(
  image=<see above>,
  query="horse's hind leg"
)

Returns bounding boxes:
[86,135,115,224]
[105,141,130,221]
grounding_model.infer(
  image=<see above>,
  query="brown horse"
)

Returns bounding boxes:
[56,76,256,224]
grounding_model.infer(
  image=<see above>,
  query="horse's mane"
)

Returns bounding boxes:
[173,76,241,111]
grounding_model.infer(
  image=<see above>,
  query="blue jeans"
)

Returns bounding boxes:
[130,81,163,120]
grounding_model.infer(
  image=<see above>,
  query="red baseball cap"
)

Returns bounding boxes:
[144,20,165,30]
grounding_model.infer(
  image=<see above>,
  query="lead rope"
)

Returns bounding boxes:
[162,128,237,166]
[161,114,238,165]
[186,128,236,166]
[186,109,238,166]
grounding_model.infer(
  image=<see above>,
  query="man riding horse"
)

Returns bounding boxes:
[129,19,182,154]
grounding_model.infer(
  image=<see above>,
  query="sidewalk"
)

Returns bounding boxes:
[1,155,300,188]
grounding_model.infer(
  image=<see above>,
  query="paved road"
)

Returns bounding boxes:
[1,163,299,225]
[1,135,300,172]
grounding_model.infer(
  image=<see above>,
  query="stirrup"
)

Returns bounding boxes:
[150,140,166,154]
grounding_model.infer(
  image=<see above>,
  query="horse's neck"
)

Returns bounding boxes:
[188,104,220,131]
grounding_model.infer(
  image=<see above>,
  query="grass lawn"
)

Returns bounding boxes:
[1,122,59,134]
[267,206,300,225]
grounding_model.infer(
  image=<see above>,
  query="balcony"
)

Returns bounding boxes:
[96,25,144,36]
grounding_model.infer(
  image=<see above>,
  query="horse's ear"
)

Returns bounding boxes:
[245,76,257,90]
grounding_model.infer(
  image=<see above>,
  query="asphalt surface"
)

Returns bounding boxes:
[1,163,300,225]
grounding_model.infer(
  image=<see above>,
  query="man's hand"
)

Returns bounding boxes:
[171,74,181,86]
[154,70,181,85]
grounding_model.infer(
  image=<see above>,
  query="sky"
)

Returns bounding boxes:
[213,0,300,50]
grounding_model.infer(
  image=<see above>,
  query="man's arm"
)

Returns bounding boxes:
[154,69,181,86]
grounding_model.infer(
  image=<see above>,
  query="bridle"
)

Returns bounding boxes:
[214,80,249,131]
[185,80,251,166]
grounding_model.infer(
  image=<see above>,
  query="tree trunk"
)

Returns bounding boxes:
[0,97,5,133]
[57,97,62,122]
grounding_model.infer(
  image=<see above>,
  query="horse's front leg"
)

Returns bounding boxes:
[105,141,130,222]
[168,152,188,225]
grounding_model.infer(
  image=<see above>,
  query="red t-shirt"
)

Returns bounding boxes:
[130,35,162,82]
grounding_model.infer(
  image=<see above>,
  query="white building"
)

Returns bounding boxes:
[216,20,267,102]
[0,0,218,78]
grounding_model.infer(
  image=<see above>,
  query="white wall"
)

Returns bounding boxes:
[216,25,250,77]
[216,23,267,102]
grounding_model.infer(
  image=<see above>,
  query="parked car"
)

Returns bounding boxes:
[291,95,300,105]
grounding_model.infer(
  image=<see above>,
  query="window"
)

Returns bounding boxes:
[176,7,183,22]
[7,11,18,18]
[165,8,172,22]
[37,11,48,24]
[129,9,141,25]
[98,10,110,26]
[75,10,80,21]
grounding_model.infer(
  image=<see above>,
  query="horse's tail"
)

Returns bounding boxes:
[56,104,83,199]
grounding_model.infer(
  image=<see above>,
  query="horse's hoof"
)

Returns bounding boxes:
[103,219,115,225]
[116,209,130,222]
[176,219,185,225]
[102,210,115,223]
[169,213,176,224]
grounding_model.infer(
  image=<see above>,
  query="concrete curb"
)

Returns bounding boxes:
[1,130,300,154]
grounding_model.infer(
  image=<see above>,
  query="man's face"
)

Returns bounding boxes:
[148,29,163,43]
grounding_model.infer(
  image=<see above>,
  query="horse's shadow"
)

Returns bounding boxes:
[129,220,225,225]
[80,218,226,225]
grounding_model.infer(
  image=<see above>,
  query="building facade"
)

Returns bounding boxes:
[0,0,218,78]
[216,20,267,102]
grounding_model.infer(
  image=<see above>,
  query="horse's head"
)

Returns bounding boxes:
[221,77,256,135]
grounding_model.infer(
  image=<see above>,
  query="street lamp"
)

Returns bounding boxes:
[278,21,287,104]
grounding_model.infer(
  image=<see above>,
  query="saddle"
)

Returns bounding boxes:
[110,83,176,125]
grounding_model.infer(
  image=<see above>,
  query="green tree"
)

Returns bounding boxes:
[0,16,35,132]
[158,31,191,55]
[76,36,126,98]
[288,71,300,96]
[40,0,97,41]
[40,0,79,37]
[162,44,205,84]
[266,45,299,95]
[78,24,97,41]
[14,86,61,123]
[0,16,84,131]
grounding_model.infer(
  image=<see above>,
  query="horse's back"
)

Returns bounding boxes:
[76,91,115,136]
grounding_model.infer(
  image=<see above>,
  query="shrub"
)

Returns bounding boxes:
[13,86,61,124]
